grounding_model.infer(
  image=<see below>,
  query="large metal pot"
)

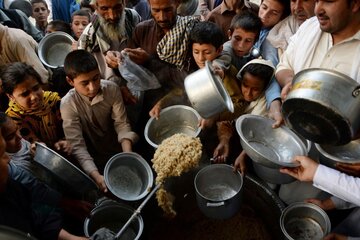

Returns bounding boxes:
[84,199,144,239]
[0,225,37,240]
[4,0,32,17]
[144,105,201,148]
[184,61,234,119]
[282,68,360,145]
[38,32,74,69]
[280,202,331,240]
[194,164,243,219]
[104,152,154,201]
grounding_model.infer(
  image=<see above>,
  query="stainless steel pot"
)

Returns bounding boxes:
[280,202,331,240]
[84,199,144,239]
[144,105,201,148]
[282,68,360,145]
[104,152,154,201]
[194,164,243,219]
[0,225,37,240]
[184,61,234,119]
[38,32,74,69]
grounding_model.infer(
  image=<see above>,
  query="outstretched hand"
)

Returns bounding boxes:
[280,156,319,182]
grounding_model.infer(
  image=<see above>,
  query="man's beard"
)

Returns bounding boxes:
[98,11,126,41]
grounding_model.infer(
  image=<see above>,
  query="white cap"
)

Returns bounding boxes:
[237,59,275,79]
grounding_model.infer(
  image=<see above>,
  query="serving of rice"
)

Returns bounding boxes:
[152,133,202,217]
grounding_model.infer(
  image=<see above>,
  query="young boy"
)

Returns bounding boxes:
[218,11,263,71]
[61,50,138,192]
[31,0,50,35]
[71,9,90,40]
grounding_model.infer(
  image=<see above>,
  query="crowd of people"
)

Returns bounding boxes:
[0,0,359,239]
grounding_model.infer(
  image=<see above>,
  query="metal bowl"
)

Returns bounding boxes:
[104,152,153,201]
[184,61,234,119]
[38,32,74,69]
[34,142,99,199]
[236,114,307,168]
[280,202,331,240]
[0,225,38,240]
[315,139,360,168]
[144,105,201,148]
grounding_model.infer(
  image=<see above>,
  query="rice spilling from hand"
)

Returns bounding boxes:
[152,133,202,217]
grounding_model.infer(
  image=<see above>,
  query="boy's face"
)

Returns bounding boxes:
[228,28,257,57]
[192,43,222,69]
[2,119,22,154]
[7,77,43,111]
[32,2,50,23]
[72,15,90,39]
[259,0,284,28]
[67,69,101,100]
[0,130,10,192]
[241,72,266,102]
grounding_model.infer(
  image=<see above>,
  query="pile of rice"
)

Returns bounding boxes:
[152,133,202,218]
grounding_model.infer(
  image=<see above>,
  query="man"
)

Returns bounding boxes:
[276,0,360,98]
[79,0,141,84]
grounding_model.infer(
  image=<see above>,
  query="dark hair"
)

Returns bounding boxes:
[47,20,72,35]
[229,11,262,41]
[30,0,49,9]
[260,0,291,20]
[0,112,7,127]
[71,9,91,22]
[238,63,274,88]
[64,50,99,80]
[0,62,42,95]
[189,21,224,50]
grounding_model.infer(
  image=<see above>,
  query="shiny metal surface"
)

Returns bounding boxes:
[184,61,234,119]
[38,32,74,68]
[104,152,154,201]
[236,114,307,168]
[84,200,144,239]
[315,139,360,168]
[144,105,201,148]
[0,225,37,240]
[282,68,360,145]
[194,164,243,219]
[33,143,98,199]
[252,161,295,184]
[280,202,331,240]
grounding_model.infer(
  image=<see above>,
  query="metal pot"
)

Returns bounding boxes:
[0,225,37,240]
[280,202,331,240]
[4,0,32,17]
[104,152,154,201]
[144,105,201,148]
[282,68,360,145]
[84,199,144,239]
[184,61,234,119]
[194,164,243,219]
[38,32,74,69]
[315,139,360,168]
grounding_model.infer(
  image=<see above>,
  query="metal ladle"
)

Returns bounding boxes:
[114,184,162,239]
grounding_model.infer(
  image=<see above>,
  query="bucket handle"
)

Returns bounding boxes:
[352,85,360,97]
[207,201,225,207]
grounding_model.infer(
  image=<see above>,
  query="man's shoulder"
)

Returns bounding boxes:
[60,89,77,106]
[206,5,222,20]
[134,18,156,29]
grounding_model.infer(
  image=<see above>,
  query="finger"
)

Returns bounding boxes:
[272,120,282,128]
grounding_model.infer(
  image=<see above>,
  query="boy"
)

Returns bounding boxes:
[71,9,90,40]
[61,50,138,192]
[31,0,50,35]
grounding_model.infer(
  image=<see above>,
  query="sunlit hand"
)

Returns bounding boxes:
[268,99,284,128]
[233,150,247,175]
[123,47,150,65]
[213,141,229,163]
[149,102,162,119]
[54,140,72,155]
[90,171,108,193]
[105,50,121,69]
[280,156,319,182]
[281,82,292,101]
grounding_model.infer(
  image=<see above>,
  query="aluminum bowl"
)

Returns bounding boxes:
[184,61,234,119]
[0,225,38,240]
[38,32,74,69]
[236,114,307,168]
[104,152,153,201]
[280,202,331,240]
[315,139,360,168]
[144,105,201,148]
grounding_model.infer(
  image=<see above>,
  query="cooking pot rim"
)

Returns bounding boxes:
[315,140,360,163]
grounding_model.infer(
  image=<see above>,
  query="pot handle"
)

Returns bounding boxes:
[207,201,225,207]
[352,85,360,97]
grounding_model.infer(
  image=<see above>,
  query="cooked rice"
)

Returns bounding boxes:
[152,133,202,217]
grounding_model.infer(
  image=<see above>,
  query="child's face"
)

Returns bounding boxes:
[241,72,266,102]
[192,43,222,69]
[71,15,90,39]
[32,2,50,24]
[0,130,10,192]
[67,69,101,100]
[2,119,22,154]
[228,28,257,57]
[45,25,55,34]
[259,0,284,28]
[7,77,43,111]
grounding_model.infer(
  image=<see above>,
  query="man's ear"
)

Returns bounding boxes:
[6,93,14,101]
[66,76,74,86]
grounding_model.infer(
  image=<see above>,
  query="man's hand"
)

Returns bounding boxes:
[305,197,336,211]
[268,99,284,128]
[149,101,162,119]
[105,50,121,69]
[213,141,229,163]
[90,171,107,193]
[123,47,150,65]
[54,140,72,155]
[233,150,248,175]
[280,156,319,182]
[281,82,292,101]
